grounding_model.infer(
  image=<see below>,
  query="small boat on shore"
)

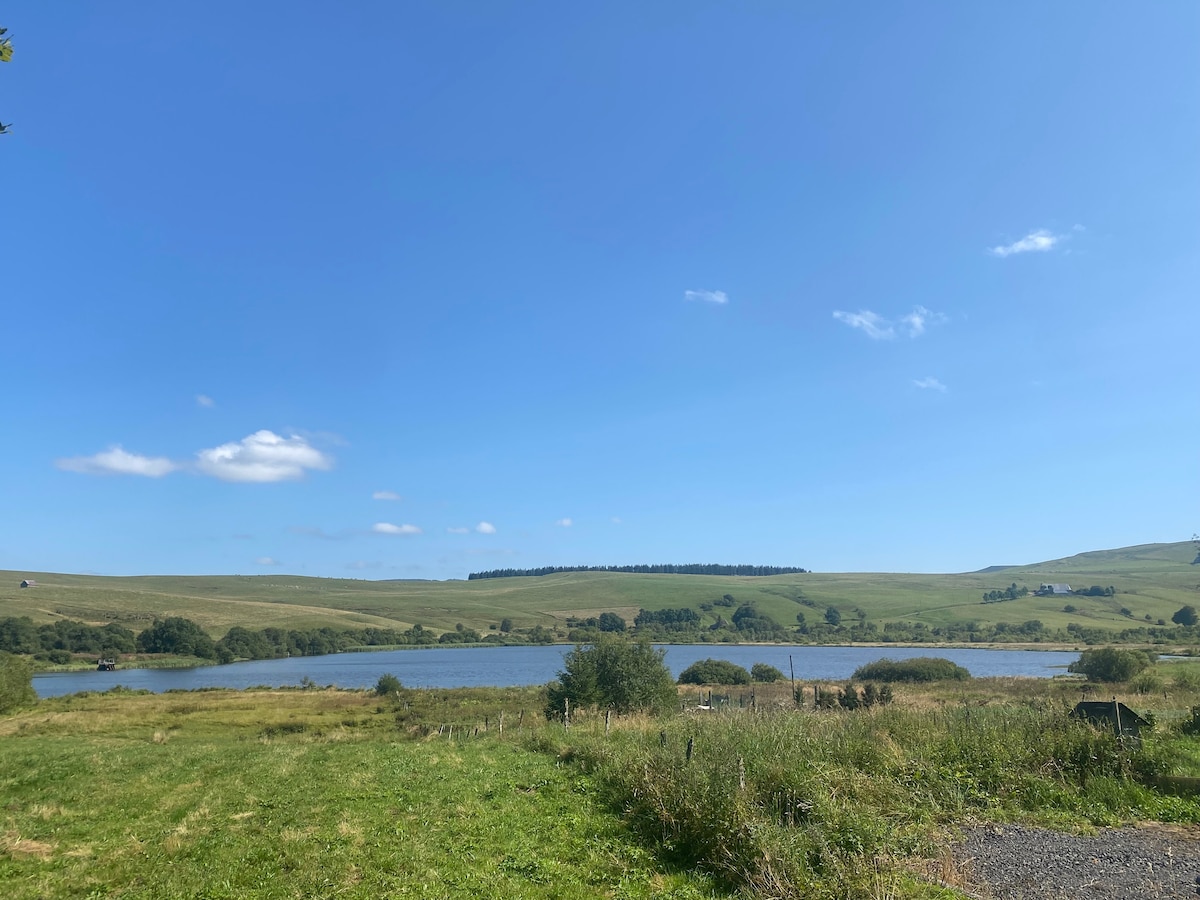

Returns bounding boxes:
[97,659,116,671]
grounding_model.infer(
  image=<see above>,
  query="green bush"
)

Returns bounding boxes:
[751,663,785,683]
[850,657,970,683]
[545,635,677,718]
[0,651,35,713]
[375,673,403,696]
[1068,648,1153,683]
[678,659,752,685]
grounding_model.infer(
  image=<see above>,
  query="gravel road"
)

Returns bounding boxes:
[952,824,1200,899]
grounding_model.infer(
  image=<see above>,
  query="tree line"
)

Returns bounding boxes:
[467,563,808,580]
[0,615,554,664]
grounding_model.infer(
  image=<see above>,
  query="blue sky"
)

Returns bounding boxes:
[2,3,1197,579]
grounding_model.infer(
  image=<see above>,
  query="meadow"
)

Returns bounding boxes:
[5,661,1200,898]
[3,541,1198,643]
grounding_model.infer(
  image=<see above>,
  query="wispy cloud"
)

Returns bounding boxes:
[255,556,281,566]
[195,431,333,483]
[555,518,573,528]
[913,377,947,392]
[834,306,946,341]
[475,521,497,535]
[373,522,422,536]
[196,394,215,408]
[372,490,402,501]
[346,560,382,570]
[899,305,947,337]
[611,516,622,525]
[684,289,728,305]
[833,310,895,340]
[446,526,470,535]
[56,446,178,478]
[989,229,1063,257]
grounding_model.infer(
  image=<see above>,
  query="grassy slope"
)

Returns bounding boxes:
[2,541,1198,637]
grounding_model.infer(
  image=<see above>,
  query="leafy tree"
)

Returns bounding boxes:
[0,651,35,713]
[545,635,676,718]
[1172,605,1198,627]
[375,673,402,696]
[499,617,513,633]
[824,606,842,627]
[751,662,785,683]
[136,617,217,659]
[677,658,751,685]
[597,612,626,632]
[1068,647,1153,683]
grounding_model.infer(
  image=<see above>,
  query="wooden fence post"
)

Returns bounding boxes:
[498,711,505,738]
[686,736,694,763]
[564,697,570,730]
[605,708,612,737]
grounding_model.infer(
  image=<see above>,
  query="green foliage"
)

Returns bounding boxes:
[982,583,1029,603]
[0,650,35,713]
[499,617,513,632]
[823,606,841,626]
[597,612,626,632]
[136,617,216,659]
[374,673,403,696]
[750,662,785,683]
[850,656,971,683]
[1172,605,1198,626]
[545,635,677,718]
[677,658,751,685]
[1069,648,1154,683]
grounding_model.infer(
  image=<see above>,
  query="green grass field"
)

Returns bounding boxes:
[7,668,1200,898]
[3,541,1198,640]
[0,689,726,900]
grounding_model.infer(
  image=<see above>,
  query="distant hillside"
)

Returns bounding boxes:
[2,541,1197,642]
[467,564,809,580]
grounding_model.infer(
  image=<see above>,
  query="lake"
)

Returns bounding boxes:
[32,644,1080,698]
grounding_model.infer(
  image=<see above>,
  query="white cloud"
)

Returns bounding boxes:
[475,521,497,534]
[835,306,946,340]
[255,556,281,566]
[989,229,1063,257]
[611,516,622,525]
[195,430,333,483]
[684,289,728,305]
[346,560,381,570]
[555,518,573,527]
[899,305,947,338]
[446,526,470,535]
[373,522,422,536]
[913,377,947,392]
[832,310,895,340]
[56,446,178,478]
[196,394,214,408]
[372,490,402,501]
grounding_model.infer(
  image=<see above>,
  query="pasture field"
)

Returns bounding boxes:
[2,541,1198,641]
[6,666,1200,898]
[0,687,725,900]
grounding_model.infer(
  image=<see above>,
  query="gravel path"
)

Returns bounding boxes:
[951,824,1200,899]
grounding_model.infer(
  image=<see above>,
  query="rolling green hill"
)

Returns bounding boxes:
[3,541,1198,640]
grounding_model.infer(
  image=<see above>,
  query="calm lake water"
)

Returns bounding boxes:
[32,644,1079,698]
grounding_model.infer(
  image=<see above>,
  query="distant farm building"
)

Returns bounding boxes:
[19,579,36,588]
[1037,583,1072,595]
[1071,700,1151,740]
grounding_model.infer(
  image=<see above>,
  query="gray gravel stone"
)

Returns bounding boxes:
[952,824,1200,899]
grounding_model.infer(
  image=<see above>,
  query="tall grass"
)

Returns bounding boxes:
[556,703,1200,898]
